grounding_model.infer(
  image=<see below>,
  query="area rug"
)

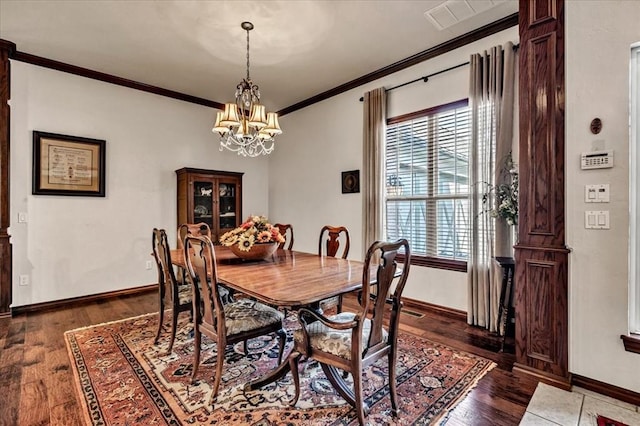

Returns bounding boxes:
[597,415,629,426]
[65,312,495,425]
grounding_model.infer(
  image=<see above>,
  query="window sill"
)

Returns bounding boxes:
[620,334,640,354]
[398,254,467,272]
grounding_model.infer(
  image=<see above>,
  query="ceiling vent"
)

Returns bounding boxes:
[424,0,507,30]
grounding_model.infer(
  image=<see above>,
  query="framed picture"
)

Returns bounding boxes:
[341,170,360,194]
[32,131,106,197]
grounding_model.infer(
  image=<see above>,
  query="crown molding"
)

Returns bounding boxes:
[8,46,224,110]
[277,12,518,116]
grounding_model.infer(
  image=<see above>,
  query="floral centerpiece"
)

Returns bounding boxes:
[220,215,285,259]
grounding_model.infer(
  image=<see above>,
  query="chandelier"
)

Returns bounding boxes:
[213,22,282,157]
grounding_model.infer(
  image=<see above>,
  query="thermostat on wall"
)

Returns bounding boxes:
[581,150,613,170]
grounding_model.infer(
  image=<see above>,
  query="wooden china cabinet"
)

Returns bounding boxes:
[175,168,243,243]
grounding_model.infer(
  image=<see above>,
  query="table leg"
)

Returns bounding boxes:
[243,304,323,391]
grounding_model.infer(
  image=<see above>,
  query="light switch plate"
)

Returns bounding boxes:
[585,184,610,203]
[585,210,610,229]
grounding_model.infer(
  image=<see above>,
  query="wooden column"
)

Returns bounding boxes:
[0,40,14,317]
[514,0,570,387]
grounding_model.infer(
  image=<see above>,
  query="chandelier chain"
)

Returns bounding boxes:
[245,27,250,81]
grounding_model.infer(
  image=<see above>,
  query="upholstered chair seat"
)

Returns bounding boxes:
[293,312,387,360]
[224,299,284,335]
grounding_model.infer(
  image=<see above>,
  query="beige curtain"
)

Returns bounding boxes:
[362,87,386,256]
[467,43,516,331]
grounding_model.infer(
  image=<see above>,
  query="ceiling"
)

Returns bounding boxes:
[0,1,518,112]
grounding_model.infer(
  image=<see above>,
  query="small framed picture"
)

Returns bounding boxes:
[33,131,106,197]
[341,170,360,194]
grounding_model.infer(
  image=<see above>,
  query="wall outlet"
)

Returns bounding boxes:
[19,275,29,286]
[146,260,153,270]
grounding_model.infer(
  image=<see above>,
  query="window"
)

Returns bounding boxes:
[630,43,640,335]
[385,99,470,271]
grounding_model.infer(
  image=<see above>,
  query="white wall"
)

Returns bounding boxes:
[566,1,640,393]
[10,62,269,307]
[269,27,519,311]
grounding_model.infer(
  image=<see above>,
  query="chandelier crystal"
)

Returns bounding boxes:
[213,22,282,157]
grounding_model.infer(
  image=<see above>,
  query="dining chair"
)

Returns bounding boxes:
[176,223,232,304]
[318,225,350,259]
[176,223,210,283]
[287,239,411,426]
[183,235,287,403]
[152,228,193,354]
[318,225,350,312]
[177,222,211,250]
[274,223,294,250]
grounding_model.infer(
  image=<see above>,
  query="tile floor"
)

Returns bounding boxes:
[520,383,640,425]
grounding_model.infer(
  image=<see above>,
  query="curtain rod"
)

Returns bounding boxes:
[359,43,519,102]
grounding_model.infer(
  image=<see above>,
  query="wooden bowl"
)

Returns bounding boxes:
[229,242,278,260]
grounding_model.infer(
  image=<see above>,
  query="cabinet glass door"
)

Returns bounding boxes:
[218,182,237,231]
[192,180,214,229]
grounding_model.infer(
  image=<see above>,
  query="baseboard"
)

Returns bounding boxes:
[572,374,640,406]
[513,363,572,391]
[11,283,158,315]
[402,297,467,321]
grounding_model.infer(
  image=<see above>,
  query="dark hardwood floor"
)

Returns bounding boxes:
[393,306,538,425]
[0,292,537,425]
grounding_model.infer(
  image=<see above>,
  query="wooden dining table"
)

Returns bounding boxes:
[171,246,365,308]
[170,245,366,390]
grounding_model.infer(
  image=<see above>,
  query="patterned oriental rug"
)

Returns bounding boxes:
[597,415,629,426]
[65,313,495,425]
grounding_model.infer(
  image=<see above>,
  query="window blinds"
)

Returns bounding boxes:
[385,102,470,260]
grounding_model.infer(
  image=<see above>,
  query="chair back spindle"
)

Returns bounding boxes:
[274,223,294,250]
[183,236,225,337]
[177,222,211,249]
[318,225,350,259]
[152,228,168,302]
[361,240,410,354]
[318,225,351,312]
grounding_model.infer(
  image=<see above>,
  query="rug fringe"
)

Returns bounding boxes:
[432,361,497,425]
[63,311,159,335]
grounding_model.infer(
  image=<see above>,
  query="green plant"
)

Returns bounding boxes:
[483,153,518,226]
